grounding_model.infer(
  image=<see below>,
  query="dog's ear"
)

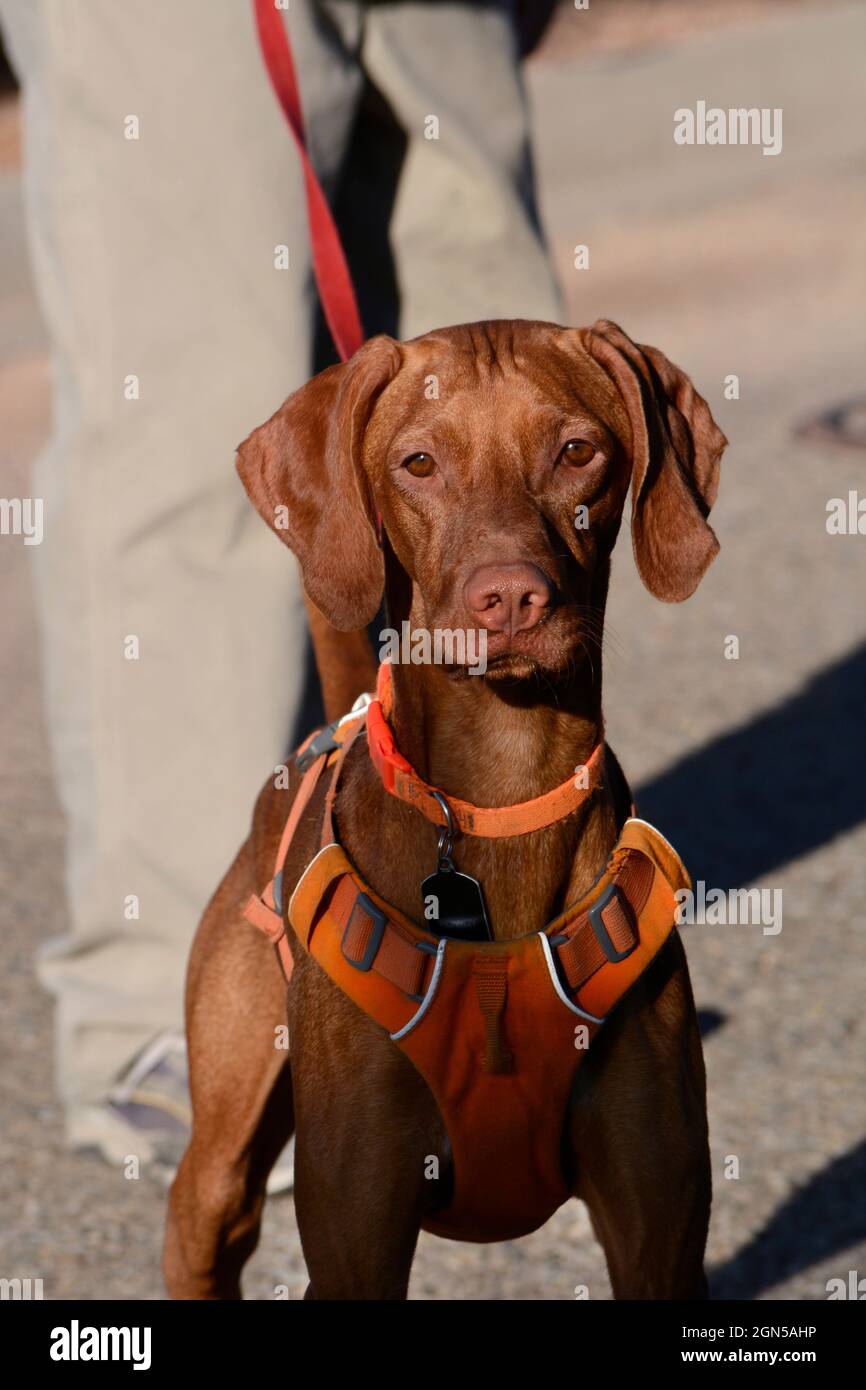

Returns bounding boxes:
[236,335,401,630]
[579,319,727,602]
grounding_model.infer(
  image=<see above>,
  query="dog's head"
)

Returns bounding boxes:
[237,320,727,683]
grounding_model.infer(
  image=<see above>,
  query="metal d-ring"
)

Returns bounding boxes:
[430,790,455,863]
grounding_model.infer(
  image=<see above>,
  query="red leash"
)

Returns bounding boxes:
[253,0,365,363]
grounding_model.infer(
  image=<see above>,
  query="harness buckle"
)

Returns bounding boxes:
[296,721,339,772]
[588,883,638,963]
[341,892,387,972]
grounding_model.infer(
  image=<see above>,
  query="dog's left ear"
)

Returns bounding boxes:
[580,319,728,601]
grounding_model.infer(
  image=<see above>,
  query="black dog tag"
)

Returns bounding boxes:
[422,857,491,942]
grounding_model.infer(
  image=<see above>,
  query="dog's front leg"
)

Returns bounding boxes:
[164,846,295,1299]
[568,935,712,1300]
[290,962,439,1300]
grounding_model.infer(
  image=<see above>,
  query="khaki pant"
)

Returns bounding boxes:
[1,0,560,1110]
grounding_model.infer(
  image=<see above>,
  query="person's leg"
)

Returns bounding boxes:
[358,0,562,335]
[0,0,361,1156]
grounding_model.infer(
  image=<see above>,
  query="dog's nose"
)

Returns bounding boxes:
[463,563,554,637]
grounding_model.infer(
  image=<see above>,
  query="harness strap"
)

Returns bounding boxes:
[245,704,677,1014]
[474,958,513,1074]
[555,850,654,992]
[286,827,661,1010]
[329,877,434,999]
[242,715,364,981]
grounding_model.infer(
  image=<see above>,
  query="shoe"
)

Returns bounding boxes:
[68,1030,295,1194]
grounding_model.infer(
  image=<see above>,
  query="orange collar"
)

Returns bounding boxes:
[365,663,606,838]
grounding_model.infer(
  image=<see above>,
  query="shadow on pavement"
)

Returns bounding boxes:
[639,641,866,1299]
[709,1137,866,1300]
[637,640,866,889]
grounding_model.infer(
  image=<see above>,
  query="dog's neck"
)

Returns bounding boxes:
[346,655,621,939]
[387,660,603,814]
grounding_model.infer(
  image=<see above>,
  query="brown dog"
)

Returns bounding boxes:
[164,319,726,1300]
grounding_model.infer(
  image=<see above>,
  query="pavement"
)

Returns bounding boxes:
[1,0,864,1300]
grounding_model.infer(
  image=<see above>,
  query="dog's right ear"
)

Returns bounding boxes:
[236,335,401,631]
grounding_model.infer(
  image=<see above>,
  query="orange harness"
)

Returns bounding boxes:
[244,681,690,1244]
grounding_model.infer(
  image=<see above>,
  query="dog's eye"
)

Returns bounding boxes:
[559,439,596,467]
[403,452,436,478]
